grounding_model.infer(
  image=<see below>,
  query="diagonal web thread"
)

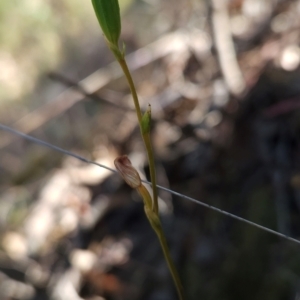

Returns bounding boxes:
[0,123,300,245]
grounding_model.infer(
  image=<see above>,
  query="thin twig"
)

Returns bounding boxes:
[1,123,300,246]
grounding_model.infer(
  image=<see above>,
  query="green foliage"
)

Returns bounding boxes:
[91,0,121,50]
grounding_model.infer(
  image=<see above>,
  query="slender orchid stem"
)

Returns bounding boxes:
[139,186,185,300]
[117,57,159,214]
[155,222,184,300]
[91,1,183,298]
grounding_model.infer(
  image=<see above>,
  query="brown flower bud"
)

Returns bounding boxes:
[114,156,142,189]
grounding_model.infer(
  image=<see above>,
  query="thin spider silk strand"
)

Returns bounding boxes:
[0,123,300,246]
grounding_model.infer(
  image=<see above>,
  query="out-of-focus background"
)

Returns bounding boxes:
[2,0,300,299]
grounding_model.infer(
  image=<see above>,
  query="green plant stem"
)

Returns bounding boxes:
[143,204,184,300]
[116,51,184,300]
[142,132,157,212]
[155,226,184,300]
[117,57,159,214]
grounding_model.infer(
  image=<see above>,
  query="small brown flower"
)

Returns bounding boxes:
[114,156,142,189]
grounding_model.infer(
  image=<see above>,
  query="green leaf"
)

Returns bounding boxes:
[141,104,151,135]
[91,0,121,49]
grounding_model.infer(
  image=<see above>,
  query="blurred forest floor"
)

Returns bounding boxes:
[2,0,300,299]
